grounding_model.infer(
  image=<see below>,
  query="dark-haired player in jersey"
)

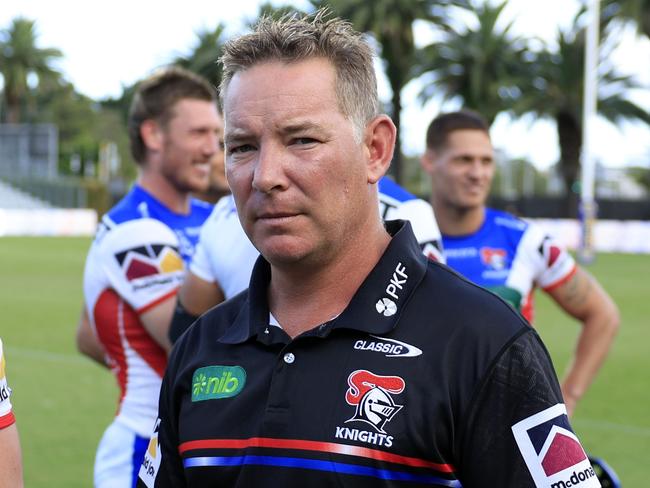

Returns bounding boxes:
[421,109,619,418]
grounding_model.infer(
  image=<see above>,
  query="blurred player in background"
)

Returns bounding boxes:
[421,109,620,417]
[0,338,24,487]
[75,66,221,487]
[169,175,444,343]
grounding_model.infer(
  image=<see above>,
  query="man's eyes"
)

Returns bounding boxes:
[292,137,318,146]
[227,137,319,154]
[228,144,255,154]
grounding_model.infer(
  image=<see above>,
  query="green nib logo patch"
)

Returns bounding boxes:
[191,365,246,402]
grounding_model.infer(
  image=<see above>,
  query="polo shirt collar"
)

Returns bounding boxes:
[218,220,428,344]
[331,220,428,336]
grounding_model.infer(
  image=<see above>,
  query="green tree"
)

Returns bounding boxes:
[252,2,307,22]
[0,17,62,123]
[603,0,650,38]
[34,81,101,174]
[173,24,229,92]
[519,18,650,216]
[101,25,231,180]
[417,1,531,125]
[628,164,650,192]
[310,0,466,185]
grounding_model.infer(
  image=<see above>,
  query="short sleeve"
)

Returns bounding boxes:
[517,224,577,291]
[84,218,184,314]
[385,198,445,263]
[458,331,599,487]
[189,196,259,299]
[189,232,215,284]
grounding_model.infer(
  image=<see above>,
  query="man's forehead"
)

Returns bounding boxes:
[223,59,337,104]
[444,130,493,151]
[224,62,344,137]
[224,115,330,141]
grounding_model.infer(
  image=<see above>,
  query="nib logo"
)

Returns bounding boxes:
[512,404,600,487]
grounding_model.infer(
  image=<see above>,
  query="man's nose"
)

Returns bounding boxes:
[252,142,288,193]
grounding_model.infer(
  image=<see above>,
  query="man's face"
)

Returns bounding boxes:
[223,58,373,267]
[158,98,222,194]
[424,129,495,212]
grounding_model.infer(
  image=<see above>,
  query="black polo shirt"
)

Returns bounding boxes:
[139,221,596,488]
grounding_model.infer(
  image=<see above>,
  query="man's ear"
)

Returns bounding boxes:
[420,149,436,175]
[364,115,396,184]
[140,119,164,154]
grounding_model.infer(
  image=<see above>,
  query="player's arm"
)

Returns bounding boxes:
[76,306,108,368]
[179,271,225,316]
[546,266,620,417]
[458,330,592,487]
[140,297,175,354]
[169,271,225,344]
[0,423,24,488]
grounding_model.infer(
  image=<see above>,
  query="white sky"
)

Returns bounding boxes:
[1,0,649,170]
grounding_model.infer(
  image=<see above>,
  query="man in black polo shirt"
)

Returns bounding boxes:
[138,11,601,488]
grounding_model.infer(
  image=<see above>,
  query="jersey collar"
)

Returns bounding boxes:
[219,220,429,344]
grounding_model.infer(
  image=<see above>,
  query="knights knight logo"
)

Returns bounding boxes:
[345,370,405,433]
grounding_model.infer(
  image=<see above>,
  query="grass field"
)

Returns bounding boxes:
[0,236,648,486]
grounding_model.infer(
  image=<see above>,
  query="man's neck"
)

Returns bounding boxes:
[137,171,190,215]
[268,225,391,339]
[434,201,486,237]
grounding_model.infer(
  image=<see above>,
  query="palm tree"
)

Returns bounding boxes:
[251,2,307,22]
[103,24,230,133]
[310,0,467,185]
[603,0,650,38]
[520,19,650,217]
[417,1,531,125]
[0,17,62,123]
[173,24,229,93]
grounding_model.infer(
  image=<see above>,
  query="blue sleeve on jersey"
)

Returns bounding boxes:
[378,176,417,203]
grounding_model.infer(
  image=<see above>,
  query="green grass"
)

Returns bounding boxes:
[0,237,114,488]
[0,237,648,486]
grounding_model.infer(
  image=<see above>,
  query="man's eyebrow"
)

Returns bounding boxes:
[280,121,321,134]
[224,121,326,144]
[224,128,252,145]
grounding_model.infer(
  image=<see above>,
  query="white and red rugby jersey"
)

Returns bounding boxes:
[442,208,577,323]
[83,186,211,436]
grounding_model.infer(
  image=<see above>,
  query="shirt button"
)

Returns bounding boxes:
[283,353,295,364]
